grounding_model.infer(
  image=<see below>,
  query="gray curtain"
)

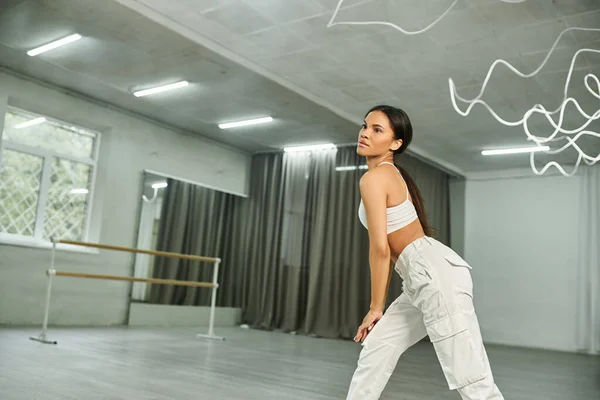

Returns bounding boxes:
[239,146,450,338]
[234,153,287,326]
[302,148,371,338]
[148,146,450,340]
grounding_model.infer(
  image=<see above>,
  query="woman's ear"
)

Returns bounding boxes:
[391,139,402,152]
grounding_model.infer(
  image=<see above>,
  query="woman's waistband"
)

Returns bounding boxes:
[395,236,439,277]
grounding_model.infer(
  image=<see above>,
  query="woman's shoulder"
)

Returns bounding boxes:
[359,166,391,191]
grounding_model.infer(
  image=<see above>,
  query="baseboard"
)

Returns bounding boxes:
[127,302,241,327]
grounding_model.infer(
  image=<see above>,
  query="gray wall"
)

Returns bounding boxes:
[0,71,251,326]
[461,169,581,352]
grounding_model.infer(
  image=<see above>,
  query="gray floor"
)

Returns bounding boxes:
[0,326,598,400]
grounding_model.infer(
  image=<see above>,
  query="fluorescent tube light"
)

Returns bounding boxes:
[481,146,550,156]
[27,34,82,56]
[336,165,369,171]
[218,117,273,129]
[152,182,168,189]
[134,81,189,97]
[15,117,46,129]
[70,188,89,194]
[284,143,337,152]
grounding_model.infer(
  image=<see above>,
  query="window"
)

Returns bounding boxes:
[0,107,100,244]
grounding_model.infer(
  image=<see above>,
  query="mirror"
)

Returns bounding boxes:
[131,170,245,305]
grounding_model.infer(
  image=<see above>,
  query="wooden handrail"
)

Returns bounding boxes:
[52,271,216,288]
[57,240,219,263]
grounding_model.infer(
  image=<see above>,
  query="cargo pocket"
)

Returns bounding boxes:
[442,251,475,305]
[426,312,487,390]
[443,252,472,269]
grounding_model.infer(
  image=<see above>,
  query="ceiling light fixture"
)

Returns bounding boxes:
[15,117,46,129]
[151,182,168,189]
[481,146,550,156]
[133,81,189,97]
[27,34,82,57]
[218,117,273,129]
[284,143,337,152]
[70,188,89,194]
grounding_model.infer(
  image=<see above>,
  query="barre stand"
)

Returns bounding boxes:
[29,239,224,345]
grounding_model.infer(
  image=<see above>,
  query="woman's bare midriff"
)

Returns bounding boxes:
[388,218,425,264]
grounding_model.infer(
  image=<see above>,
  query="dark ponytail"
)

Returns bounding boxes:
[394,163,435,237]
[366,105,435,238]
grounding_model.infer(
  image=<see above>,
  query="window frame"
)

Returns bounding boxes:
[0,107,101,252]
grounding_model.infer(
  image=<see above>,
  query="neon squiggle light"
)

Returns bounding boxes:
[326,2,599,177]
[327,0,528,36]
[449,27,600,177]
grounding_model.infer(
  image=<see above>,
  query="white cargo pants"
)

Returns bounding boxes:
[346,236,504,399]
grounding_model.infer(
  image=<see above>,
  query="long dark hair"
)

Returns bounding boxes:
[366,105,435,237]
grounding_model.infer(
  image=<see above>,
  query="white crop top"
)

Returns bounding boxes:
[358,162,418,234]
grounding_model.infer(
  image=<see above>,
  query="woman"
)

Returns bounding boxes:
[346,105,504,400]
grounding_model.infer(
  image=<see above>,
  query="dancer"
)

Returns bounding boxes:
[347,105,504,399]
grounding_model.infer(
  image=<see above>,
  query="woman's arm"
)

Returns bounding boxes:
[354,169,390,342]
[360,169,391,313]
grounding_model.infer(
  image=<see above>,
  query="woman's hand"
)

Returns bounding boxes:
[354,309,384,342]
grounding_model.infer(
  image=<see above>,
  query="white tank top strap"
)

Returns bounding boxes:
[378,161,409,197]
[378,161,396,168]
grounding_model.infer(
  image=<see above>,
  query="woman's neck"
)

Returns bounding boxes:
[366,155,395,170]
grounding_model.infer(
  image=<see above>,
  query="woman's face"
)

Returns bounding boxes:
[356,110,402,157]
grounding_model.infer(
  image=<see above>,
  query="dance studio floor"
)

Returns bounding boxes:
[0,326,598,399]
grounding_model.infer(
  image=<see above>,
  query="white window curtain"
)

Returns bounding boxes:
[577,164,600,354]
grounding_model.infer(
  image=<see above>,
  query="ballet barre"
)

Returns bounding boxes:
[29,239,224,345]
[59,239,219,262]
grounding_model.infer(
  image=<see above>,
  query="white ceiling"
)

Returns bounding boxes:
[0,0,359,161]
[1,0,599,176]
